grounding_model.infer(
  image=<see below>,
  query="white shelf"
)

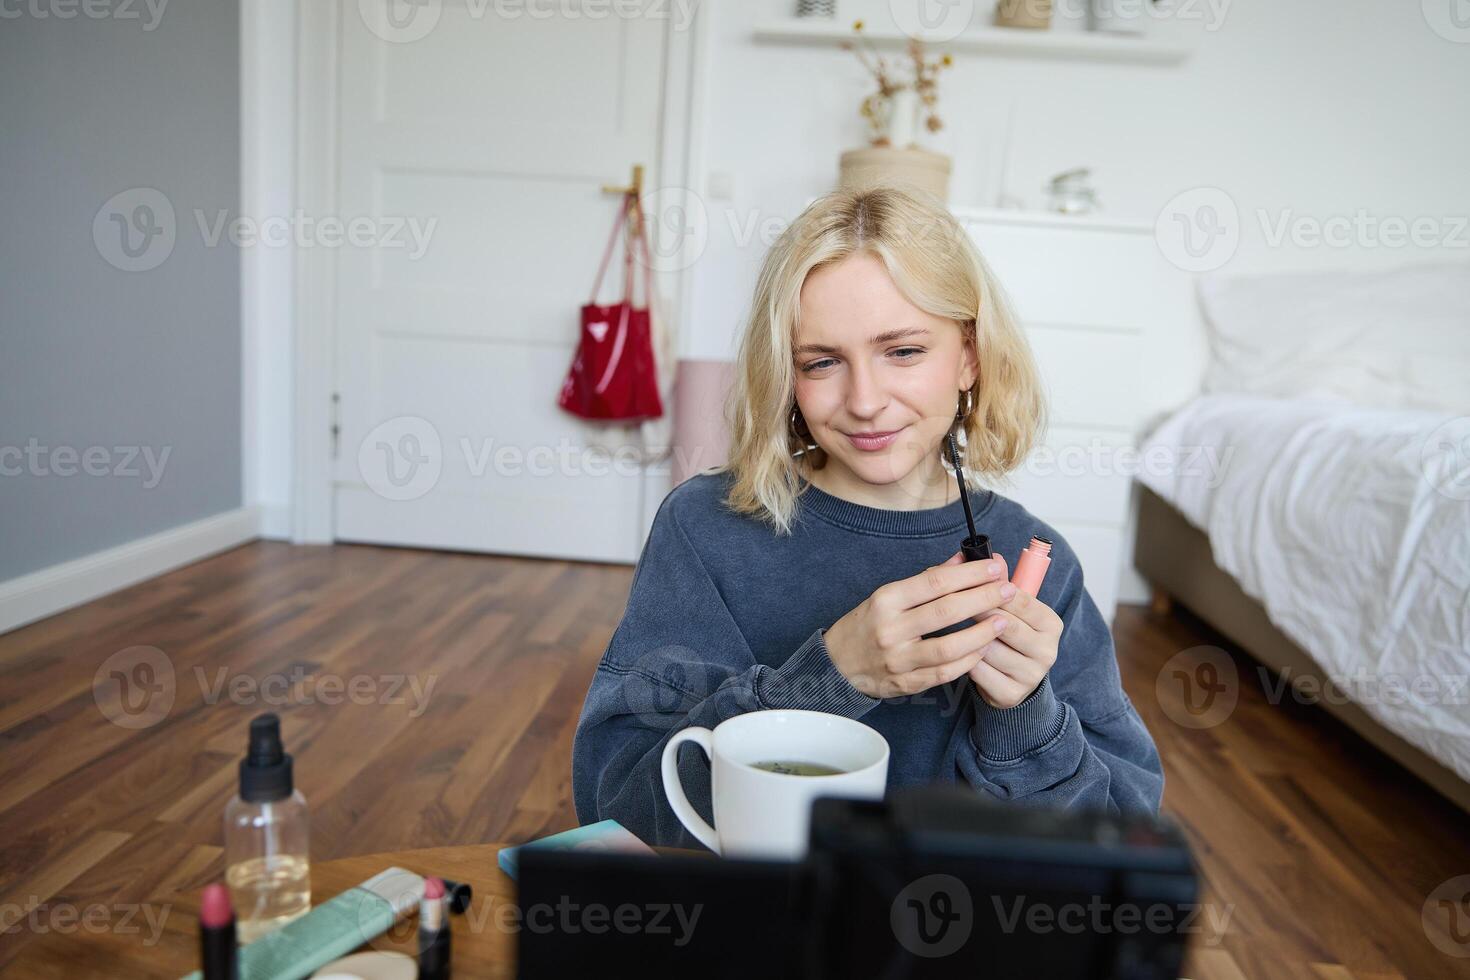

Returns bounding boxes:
[753,19,1192,66]
[951,206,1152,235]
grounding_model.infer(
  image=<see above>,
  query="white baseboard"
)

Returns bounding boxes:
[0,507,262,636]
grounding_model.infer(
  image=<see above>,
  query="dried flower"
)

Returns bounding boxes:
[847,22,953,146]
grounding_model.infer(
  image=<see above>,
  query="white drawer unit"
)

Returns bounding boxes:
[955,208,1177,622]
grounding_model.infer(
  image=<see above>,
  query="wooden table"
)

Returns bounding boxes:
[7,844,522,979]
[8,841,1193,979]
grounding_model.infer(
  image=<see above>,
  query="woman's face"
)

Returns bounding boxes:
[793,251,977,500]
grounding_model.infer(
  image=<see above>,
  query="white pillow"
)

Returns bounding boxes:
[1198,261,1470,414]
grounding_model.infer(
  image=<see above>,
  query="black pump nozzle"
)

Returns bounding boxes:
[240,712,294,803]
[247,713,284,766]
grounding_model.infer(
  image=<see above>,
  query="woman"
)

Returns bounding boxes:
[572,185,1163,848]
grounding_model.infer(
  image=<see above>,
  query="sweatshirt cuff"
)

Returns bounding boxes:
[755,628,880,719]
[971,674,1068,762]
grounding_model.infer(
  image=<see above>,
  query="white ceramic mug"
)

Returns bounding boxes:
[660,709,889,859]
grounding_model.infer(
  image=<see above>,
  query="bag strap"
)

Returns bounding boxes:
[628,195,657,310]
[588,194,632,305]
[591,198,660,396]
[589,192,657,309]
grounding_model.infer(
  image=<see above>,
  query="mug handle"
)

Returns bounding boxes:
[660,727,720,854]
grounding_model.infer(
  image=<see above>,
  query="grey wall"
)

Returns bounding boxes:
[1,0,242,580]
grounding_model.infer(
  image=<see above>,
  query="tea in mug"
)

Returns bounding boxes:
[750,760,846,777]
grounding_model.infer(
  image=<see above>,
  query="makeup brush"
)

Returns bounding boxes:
[946,433,991,563]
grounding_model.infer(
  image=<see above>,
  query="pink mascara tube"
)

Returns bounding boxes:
[1011,536,1052,596]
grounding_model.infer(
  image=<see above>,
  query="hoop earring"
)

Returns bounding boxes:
[790,407,819,457]
[954,388,974,423]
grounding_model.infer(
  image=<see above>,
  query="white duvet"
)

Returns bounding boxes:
[1137,395,1470,785]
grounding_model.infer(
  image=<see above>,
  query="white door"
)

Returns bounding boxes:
[332,1,669,563]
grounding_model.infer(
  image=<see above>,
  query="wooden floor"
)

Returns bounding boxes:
[1,541,1467,977]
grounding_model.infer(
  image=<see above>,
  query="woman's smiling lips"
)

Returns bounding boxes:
[843,426,907,451]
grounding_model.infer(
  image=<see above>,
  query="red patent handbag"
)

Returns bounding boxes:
[557,194,664,422]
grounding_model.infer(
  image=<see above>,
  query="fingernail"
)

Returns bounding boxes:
[1000,583,1017,599]
[986,562,998,576]
[993,617,1008,632]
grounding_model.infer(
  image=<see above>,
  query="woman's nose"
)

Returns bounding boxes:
[845,361,888,419]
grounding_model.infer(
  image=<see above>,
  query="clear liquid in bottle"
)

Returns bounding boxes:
[225,847,311,942]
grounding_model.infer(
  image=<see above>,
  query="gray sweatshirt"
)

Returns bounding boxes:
[572,470,1163,849]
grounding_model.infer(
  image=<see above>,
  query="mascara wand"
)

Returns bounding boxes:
[946,433,992,563]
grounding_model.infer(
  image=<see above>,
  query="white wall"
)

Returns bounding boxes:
[684,0,1470,363]
[673,0,1469,605]
[253,0,1469,553]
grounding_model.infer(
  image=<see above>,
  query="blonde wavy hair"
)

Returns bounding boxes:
[715,183,1046,534]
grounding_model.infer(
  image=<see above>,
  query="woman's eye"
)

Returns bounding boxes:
[801,359,837,373]
[890,347,925,360]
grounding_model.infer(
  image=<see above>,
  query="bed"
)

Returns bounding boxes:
[1130,261,1470,813]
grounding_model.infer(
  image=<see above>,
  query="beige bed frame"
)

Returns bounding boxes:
[1133,485,1470,815]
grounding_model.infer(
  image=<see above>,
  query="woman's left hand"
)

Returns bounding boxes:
[968,579,1064,709]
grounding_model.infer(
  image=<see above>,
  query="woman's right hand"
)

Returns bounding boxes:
[823,551,1017,699]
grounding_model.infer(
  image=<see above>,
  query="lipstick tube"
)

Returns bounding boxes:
[1011,536,1052,596]
[198,883,238,980]
[419,876,451,980]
